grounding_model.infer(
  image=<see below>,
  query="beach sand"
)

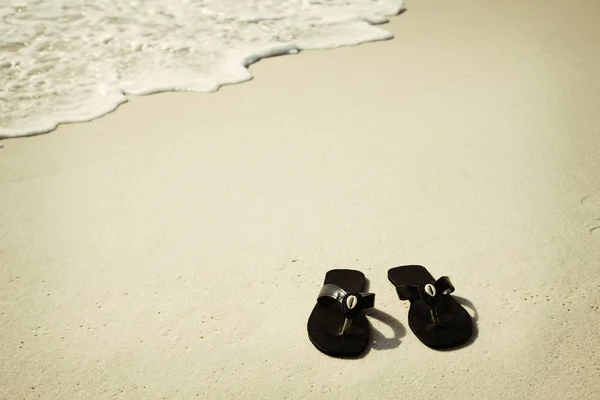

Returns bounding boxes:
[2,0,600,398]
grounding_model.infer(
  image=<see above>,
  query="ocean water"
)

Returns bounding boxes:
[0,0,404,138]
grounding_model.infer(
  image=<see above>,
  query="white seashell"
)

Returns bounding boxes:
[346,295,358,309]
[424,283,436,297]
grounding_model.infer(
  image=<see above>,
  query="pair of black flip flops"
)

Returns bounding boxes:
[307,265,473,356]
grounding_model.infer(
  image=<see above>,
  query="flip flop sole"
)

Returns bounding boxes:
[307,269,371,357]
[388,265,472,349]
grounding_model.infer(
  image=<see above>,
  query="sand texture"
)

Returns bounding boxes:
[1,0,600,398]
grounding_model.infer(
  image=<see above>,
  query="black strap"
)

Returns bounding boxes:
[395,276,454,304]
[396,276,455,325]
[434,276,454,296]
[317,284,375,317]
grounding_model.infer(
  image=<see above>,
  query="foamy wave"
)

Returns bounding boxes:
[0,0,404,138]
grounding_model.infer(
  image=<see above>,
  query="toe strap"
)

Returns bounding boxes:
[396,276,455,305]
[434,276,454,296]
[318,284,375,317]
[395,276,455,326]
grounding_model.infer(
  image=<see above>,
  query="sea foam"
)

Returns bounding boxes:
[0,0,404,138]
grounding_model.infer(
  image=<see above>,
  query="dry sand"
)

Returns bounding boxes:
[2,0,600,398]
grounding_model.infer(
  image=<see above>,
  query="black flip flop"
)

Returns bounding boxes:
[307,269,375,357]
[388,265,472,349]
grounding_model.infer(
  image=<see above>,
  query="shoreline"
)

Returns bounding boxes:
[0,4,404,139]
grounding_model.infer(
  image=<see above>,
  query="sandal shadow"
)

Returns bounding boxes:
[351,308,405,359]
